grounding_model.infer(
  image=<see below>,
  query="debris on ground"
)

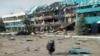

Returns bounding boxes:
[8,37,15,40]
[26,39,33,41]
[34,47,40,51]
[75,42,81,45]
[26,47,30,51]
[57,38,64,40]
[4,52,8,54]
[37,36,42,38]
[34,49,39,51]
[68,49,91,54]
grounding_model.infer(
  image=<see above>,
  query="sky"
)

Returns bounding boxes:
[0,0,61,16]
[0,0,99,16]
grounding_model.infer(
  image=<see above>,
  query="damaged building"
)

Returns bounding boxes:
[27,1,76,34]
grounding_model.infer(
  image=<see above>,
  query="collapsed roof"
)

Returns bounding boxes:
[26,0,100,15]
[26,4,47,15]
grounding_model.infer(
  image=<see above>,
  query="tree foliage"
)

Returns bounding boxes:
[22,17,30,25]
[0,18,6,32]
[75,14,89,35]
[22,17,36,34]
[22,17,31,32]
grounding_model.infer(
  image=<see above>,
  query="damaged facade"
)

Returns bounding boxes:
[1,0,100,34]
[28,1,76,33]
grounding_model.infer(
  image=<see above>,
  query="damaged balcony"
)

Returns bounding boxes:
[35,15,54,21]
[33,22,67,27]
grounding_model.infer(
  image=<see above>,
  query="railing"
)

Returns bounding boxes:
[5,24,24,28]
[35,14,76,21]
[33,22,67,27]
[4,19,22,23]
[76,7,100,13]
[35,16,53,21]
[54,15,64,18]
[64,14,75,17]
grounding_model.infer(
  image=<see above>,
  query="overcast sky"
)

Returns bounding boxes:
[0,0,61,16]
[0,0,99,16]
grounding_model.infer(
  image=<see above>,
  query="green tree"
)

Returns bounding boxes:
[22,17,36,34]
[75,14,89,35]
[0,18,6,32]
[22,17,31,33]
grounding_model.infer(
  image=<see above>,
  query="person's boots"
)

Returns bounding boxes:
[49,51,52,55]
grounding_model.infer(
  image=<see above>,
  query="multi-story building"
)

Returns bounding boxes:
[76,0,100,34]
[0,0,78,34]
[3,0,100,34]
[27,1,76,33]
[1,12,26,32]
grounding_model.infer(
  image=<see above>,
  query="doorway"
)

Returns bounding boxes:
[98,24,100,33]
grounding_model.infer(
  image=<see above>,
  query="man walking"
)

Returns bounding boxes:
[46,40,55,55]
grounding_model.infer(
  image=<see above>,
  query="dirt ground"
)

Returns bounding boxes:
[0,35,100,56]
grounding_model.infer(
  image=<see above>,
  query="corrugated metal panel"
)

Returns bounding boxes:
[26,5,47,15]
[76,7,100,13]
[76,16,100,24]
[85,16,100,24]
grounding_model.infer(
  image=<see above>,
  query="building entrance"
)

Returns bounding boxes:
[98,24,100,33]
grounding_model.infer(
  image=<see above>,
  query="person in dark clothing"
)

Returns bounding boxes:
[46,40,55,55]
